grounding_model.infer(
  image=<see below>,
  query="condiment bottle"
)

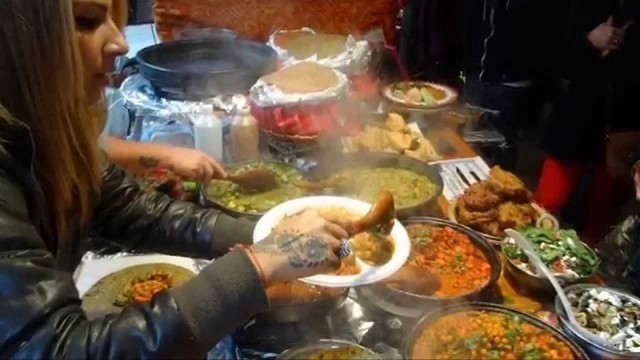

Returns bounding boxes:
[193,106,224,161]
[230,106,259,162]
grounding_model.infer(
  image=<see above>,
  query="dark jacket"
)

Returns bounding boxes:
[463,0,561,83]
[0,120,268,358]
[542,0,640,161]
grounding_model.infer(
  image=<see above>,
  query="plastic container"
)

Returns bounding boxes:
[193,106,224,161]
[230,106,259,162]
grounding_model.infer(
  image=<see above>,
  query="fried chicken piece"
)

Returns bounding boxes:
[489,166,532,202]
[497,202,538,229]
[476,221,502,236]
[457,201,499,226]
[460,183,501,212]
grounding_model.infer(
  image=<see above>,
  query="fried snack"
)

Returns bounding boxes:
[456,201,498,226]
[489,166,532,201]
[353,113,440,162]
[386,113,407,132]
[497,202,538,229]
[260,62,339,93]
[460,183,501,212]
[477,221,502,236]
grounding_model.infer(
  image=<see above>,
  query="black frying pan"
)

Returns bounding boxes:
[134,38,277,101]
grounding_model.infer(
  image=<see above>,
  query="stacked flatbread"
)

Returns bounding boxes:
[259,62,339,94]
[274,32,348,60]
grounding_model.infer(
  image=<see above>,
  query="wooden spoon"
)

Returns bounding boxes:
[349,190,396,235]
[223,169,277,192]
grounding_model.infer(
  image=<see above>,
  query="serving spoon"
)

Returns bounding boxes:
[505,229,604,345]
[217,169,278,192]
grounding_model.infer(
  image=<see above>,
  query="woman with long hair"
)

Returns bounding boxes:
[0,0,348,357]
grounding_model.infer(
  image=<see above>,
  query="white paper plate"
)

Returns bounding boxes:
[253,196,411,287]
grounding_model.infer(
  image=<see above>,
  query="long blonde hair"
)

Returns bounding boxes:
[0,0,104,238]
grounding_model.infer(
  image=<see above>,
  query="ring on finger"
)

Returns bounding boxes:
[338,239,352,259]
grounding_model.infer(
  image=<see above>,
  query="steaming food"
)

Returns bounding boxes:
[206,162,307,214]
[395,224,491,297]
[266,281,344,305]
[412,310,577,359]
[328,168,437,209]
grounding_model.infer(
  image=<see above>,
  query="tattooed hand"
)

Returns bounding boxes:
[249,209,348,286]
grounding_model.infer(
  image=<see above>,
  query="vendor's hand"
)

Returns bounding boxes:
[588,17,624,55]
[164,147,226,183]
[249,209,348,286]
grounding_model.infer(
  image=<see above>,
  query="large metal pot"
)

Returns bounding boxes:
[357,217,501,318]
[135,38,277,100]
[278,339,380,359]
[404,302,589,360]
[306,152,444,218]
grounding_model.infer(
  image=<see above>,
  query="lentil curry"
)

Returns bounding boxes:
[412,311,577,360]
[397,224,491,297]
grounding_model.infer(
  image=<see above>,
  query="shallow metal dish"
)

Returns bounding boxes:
[307,152,444,218]
[501,235,599,294]
[556,284,640,359]
[362,217,501,317]
[404,302,588,360]
[278,339,380,360]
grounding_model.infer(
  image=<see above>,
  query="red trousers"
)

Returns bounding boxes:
[535,156,611,245]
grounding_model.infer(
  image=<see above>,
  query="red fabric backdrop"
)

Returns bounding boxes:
[153,0,399,45]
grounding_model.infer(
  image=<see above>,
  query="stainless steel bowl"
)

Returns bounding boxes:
[556,284,640,359]
[501,235,599,294]
[404,302,588,359]
[277,339,380,359]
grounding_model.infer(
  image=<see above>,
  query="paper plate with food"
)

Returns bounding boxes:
[81,262,197,318]
[253,193,411,287]
[449,166,558,245]
[383,81,458,110]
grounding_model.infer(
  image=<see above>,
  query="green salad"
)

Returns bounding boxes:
[503,228,600,279]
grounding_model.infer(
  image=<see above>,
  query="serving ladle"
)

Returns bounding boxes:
[505,229,605,345]
[218,168,277,192]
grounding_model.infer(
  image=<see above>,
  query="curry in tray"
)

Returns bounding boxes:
[412,310,577,360]
[206,161,307,214]
[394,224,491,297]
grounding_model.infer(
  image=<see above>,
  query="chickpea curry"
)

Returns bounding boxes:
[397,224,491,297]
[413,311,577,360]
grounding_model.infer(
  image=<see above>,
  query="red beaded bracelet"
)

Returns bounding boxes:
[232,244,267,286]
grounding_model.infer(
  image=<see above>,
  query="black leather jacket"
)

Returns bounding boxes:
[0,121,268,358]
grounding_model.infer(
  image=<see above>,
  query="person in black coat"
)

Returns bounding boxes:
[536,0,639,241]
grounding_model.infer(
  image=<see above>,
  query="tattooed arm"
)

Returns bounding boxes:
[248,209,348,286]
[104,136,225,181]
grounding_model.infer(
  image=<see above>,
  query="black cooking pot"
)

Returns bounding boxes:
[307,152,444,218]
[404,302,589,360]
[357,217,501,318]
[134,38,277,100]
